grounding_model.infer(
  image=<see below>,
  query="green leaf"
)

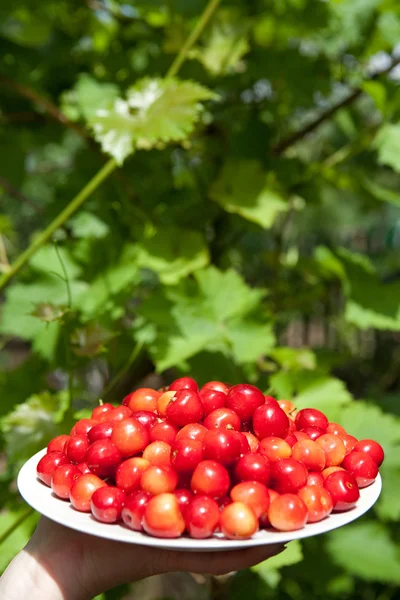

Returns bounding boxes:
[270,347,317,371]
[210,160,288,229]
[29,245,82,279]
[252,541,303,587]
[135,228,209,284]
[89,78,215,164]
[326,522,400,584]
[362,177,400,207]
[377,11,400,46]
[294,377,353,421]
[1,392,70,468]
[374,124,400,174]
[74,74,120,121]
[69,212,110,239]
[361,81,387,114]
[135,266,275,371]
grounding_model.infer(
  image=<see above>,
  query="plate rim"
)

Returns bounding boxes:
[18,448,382,552]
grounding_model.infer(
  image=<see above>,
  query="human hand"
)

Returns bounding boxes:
[1,517,285,600]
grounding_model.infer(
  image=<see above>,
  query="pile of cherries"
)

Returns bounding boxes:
[37,378,384,539]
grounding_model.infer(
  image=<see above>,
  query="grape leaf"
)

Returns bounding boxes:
[326,522,400,583]
[29,245,82,279]
[89,78,215,164]
[68,212,110,239]
[252,541,303,587]
[377,11,400,46]
[135,267,275,371]
[294,377,353,421]
[374,124,400,174]
[210,160,288,229]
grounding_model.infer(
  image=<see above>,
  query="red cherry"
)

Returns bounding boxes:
[268,494,308,531]
[91,486,126,523]
[201,381,229,394]
[322,466,345,480]
[66,434,90,464]
[176,423,208,443]
[220,502,258,539]
[171,438,203,473]
[243,432,260,453]
[341,434,358,455]
[253,404,289,440]
[77,462,91,474]
[234,453,270,485]
[324,471,360,511]
[265,395,279,405]
[169,377,198,392]
[166,389,204,427]
[174,488,194,517]
[91,403,114,421]
[301,427,324,441]
[259,488,280,528]
[270,459,307,493]
[131,410,158,431]
[116,457,150,494]
[316,434,346,467]
[327,422,347,437]
[306,472,325,487]
[69,473,107,512]
[185,495,220,538]
[123,388,160,413]
[295,408,328,432]
[37,452,69,486]
[199,388,227,415]
[86,439,123,478]
[143,441,172,467]
[111,418,149,458]
[149,420,179,445]
[284,433,298,447]
[291,440,326,472]
[277,399,296,415]
[342,451,379,487]
[157,391,176,417]
[70,419,98,436]
[87,422,114,444]
[230,481,270,519]
[140,465,178,495]
[259,437,292,462]
[298,485,333,523]
[143,493,185,538]
[203,408,241,431]
[353,439,384,467]
[122,491,152,531]
[47,435,70,454]
[293,431,310,443]
[226,384,265,422]
[51,463,81,499]
[106,406,133,422]
[202,429,242,466]
[191,460,230,499]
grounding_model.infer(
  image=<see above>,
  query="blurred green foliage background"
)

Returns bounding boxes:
[2,0,400,598]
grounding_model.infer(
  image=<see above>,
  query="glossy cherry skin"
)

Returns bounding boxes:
[203,408,241,431]
[169,377,198,392]
[69,473,108,512]
[37,452,69,487]
[270,459,307,494]
[70,419,98,436]
[322,466,345,479]
[220,502,258,540]
[51,463,81,499]
[342,451,379,487]
[142,493,185,538]
[298,485,333,523]
[353,439,384,467]
[116,457,150,494]
[253,404,290,440]
[230,481,270,519]
[91,486,126,523]
[199,388,227,415]
[201,381,229,394]
[140,465,178,495]
[284,433,298,448]
[324,471,360,511]
[268,494,308,531]
[111,418,149,458]
[185,495,220,538]
[87,422,114,444]
[47,435,70,454]
[316,434,346,467]
[174,488,194,518]
[66,434,90,464]
[149,421,179,445]
[106,406,133,422]
[91,403,114,421]
[259,488,280,528]
[277,400,296,416]
[86,439,123,478]
[242,432,259,453]
[234,453,270,485]
[123,388,160,413]
[191,460,230,499]
[176,423,208,443]
[302,427,324,441]
[171,438,203,473]
[202,429,241,466]
[307,472,325,487]
[259,437,292,462]
[77,462,91,474]
[291,440,326,472]
[157,391,176,417]
[226,384,265,422]
[122,491,152,531]
[142,441,172,467]
[327,422,347,437]
[166,390,204,427]
[131,411,158,431]
[341,434,358,455]
[295,408,328,432]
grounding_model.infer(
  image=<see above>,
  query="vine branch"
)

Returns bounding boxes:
[272,55,400,156]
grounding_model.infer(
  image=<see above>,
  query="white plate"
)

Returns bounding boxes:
[18,449,382,552]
